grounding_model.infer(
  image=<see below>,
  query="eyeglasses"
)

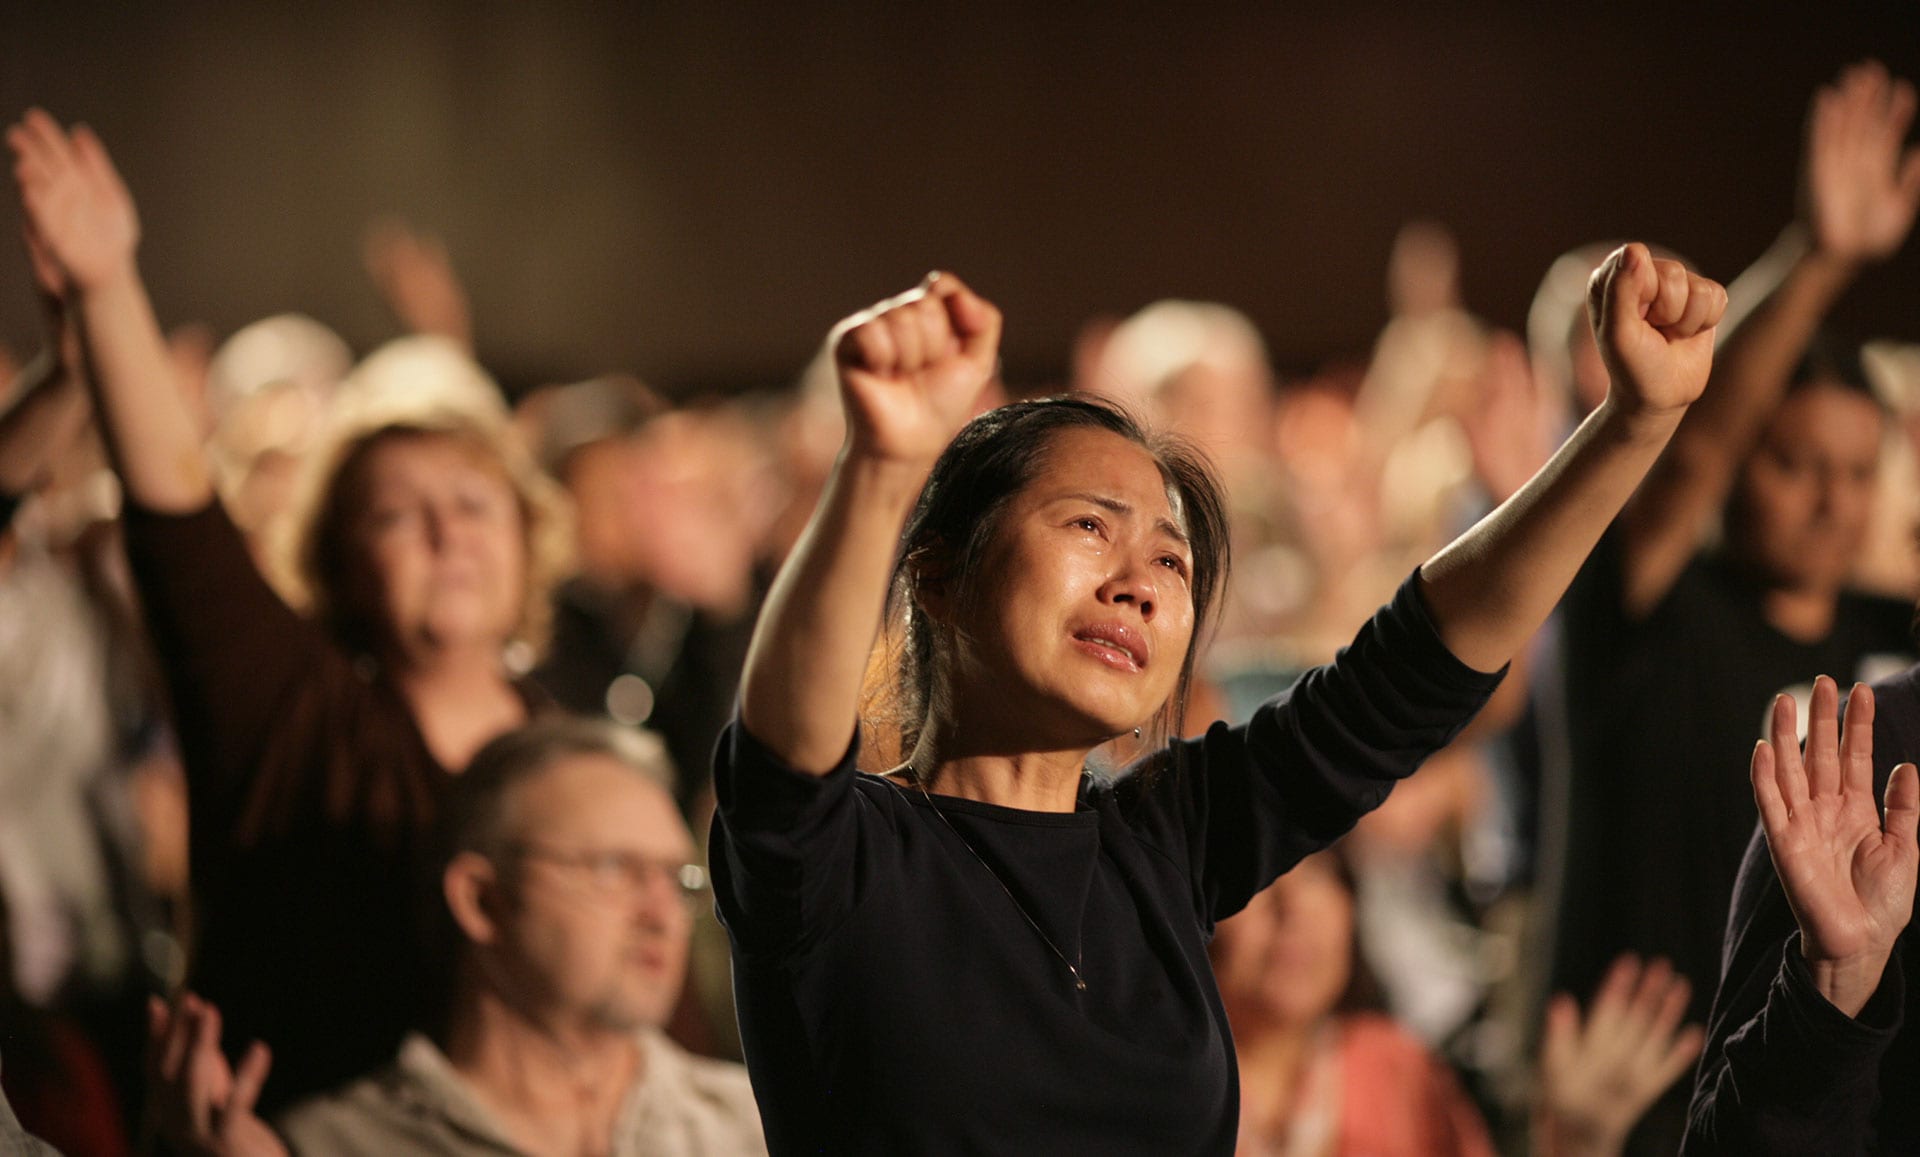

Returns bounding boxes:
[509,844,710,910]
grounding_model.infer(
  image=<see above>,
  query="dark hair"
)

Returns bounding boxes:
[871,395,1230,765]
[1788,332,1883,410]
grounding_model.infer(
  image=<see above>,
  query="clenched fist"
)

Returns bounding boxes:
[1586,243,1727,422]
[831,272,1002,466]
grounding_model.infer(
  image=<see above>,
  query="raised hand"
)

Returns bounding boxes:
[1587,243,1726,422]
[145,993,286,1157]
[1537,954,1704,1157]
[1805,61,1920,266]
[6,109,140,294]
[363,217,474,347]
[1753,677,1919,1017]
[831,272,1002,465]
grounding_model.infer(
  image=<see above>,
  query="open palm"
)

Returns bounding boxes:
[832,272,1002,465]
[1805,61,1920,264]
[6,109,141,292]
[1754,678,1918,984]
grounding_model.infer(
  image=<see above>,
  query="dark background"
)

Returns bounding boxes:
[2,2,1915,394]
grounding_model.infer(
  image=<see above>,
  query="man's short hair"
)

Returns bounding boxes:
[439,716,679,865]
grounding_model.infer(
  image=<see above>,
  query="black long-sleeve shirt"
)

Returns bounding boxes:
[710,575,1502,1155]
[1684,663,1920,1155]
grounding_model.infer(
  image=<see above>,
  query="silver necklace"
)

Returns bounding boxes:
[906,774,1088,993]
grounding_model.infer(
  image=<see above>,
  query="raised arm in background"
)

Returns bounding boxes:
[738,273,1002,774]
[1616,61,1920,617]
[6,109,212,514]
[0,221,90,519]
[1417,242,1725,674]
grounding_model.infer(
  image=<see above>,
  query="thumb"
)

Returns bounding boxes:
[1598,243,1658,331]
[1884,762,1919,847]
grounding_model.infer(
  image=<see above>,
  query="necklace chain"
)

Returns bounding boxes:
[909,776,1088,993]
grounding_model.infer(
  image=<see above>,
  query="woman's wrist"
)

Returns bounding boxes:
[1803,944,1893,1019]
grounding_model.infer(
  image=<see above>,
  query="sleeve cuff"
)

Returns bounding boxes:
[1757,932,1905,1105]
[1390,570,1511,688]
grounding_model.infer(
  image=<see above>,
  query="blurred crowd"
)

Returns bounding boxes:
[0,58,1917,1157]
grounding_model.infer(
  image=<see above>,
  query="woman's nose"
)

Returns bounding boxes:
[1102,562,1157,620]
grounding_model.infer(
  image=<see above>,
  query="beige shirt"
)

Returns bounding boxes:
[277,1029,766,1157]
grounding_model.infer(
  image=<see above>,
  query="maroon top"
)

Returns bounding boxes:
[122,498,532,1111]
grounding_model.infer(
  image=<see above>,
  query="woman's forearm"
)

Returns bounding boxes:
[740,451,931,775]
[71,266,212,513]
[1419,398,1680,673]
[1417,244,1724,673]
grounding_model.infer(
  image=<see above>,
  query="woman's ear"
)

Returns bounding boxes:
[907,545,957,625]
[443,852,503,946]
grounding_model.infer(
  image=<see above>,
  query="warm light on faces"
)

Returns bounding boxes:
[1212,854,1355,1031]
[937,427,1197,747]
[1729,382,1883,595]
[349,434,528,657]
[493,754,697,1033]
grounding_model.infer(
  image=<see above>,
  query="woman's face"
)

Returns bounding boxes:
[349,433,527,657]
[932,426,1196,747]
[1211,854,1354,1030]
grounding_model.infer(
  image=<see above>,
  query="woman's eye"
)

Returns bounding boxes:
[1073,517,1101,533]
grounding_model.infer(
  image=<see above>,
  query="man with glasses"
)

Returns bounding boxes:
[149,718,766,1156]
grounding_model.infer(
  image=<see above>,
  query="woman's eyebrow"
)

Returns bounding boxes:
[1055,491,1189,546]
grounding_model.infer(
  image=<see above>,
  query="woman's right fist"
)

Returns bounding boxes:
[832,272,1002,465]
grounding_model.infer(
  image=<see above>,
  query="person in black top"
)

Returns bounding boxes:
[1548,65,1920,1153]
[711,250,1726,1154]
[1684,674,1920,1154]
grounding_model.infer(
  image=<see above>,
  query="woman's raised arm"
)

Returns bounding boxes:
[1418,243,1725,673]
[739,273,1001,775]
[7,109,212,513]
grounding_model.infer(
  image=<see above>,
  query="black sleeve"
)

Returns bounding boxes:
[1683,825,1904,1155]
[1119,571,1506,924]
[119,498,336,827]
[708,719,868,962]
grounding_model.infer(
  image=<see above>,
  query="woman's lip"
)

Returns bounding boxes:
[1071,634,1144,672]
